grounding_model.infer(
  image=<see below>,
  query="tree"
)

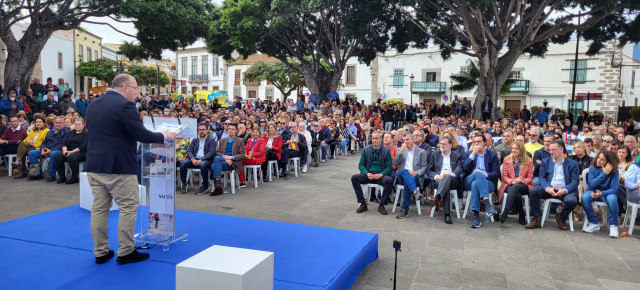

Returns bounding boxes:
[395,0,640,120]
[76,58,120,85]
[0,0,209,94]
[243,61,305,102]
[450,60,516,95]
[205,0,400,100]
[127,65,171,91]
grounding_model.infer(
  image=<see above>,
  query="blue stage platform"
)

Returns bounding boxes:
[0,206,378,290]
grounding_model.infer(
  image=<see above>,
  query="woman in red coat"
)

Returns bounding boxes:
[498,141,534,225]
[238,126,267,185]
[260,121,282,182]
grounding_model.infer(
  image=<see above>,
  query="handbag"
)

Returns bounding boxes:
[28,163,41,177]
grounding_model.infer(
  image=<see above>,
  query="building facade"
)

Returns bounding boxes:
[73,28,102,94]
[175,47,224,95]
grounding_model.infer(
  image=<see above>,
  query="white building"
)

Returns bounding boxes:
[344,41,639,116]
[102,44,118,61]
[225,54,293,101]
[2,23,75,90]
[175,47,224,94]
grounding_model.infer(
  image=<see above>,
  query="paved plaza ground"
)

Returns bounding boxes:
[2,155,640,290]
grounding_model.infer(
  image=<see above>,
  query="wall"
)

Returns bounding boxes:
[74,28,102,94]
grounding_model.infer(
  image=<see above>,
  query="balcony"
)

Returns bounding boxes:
[411,81,446,93]
[188,74,209,82]
[508,79,529,93]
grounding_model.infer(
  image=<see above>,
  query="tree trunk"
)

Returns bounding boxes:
[1,24,52,96]
[472,45,522,121]
[297,61,341,103]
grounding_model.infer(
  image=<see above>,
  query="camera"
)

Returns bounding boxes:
[393,240,401,250]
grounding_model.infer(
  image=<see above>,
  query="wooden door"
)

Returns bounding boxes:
[504,100,521,113]
[181,87,187,94]
[249,91,257,99]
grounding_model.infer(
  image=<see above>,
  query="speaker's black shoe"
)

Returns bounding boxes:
[116,249,150,264]
[95,250,114,264]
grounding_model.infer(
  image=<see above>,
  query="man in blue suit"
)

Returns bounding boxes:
[463,133,500,228]
[525,141,580,231]
[179,123,217,194]
[85,74,177,265]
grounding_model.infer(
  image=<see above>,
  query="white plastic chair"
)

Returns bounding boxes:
[267,160,279,181]
[288,157,301,177]
[3,154,17,176]
[622,188,640,235]
[362,184,384,205]
[462,190,495,222]
[222,170,239,194]
[430,189,460,219]
[63,161,85,178]
[541,198,575,231]
[391,184,423,215]
[186,168,202,189]
[581,168,609,231]
[500,193,531,224]
[244,165,263,188]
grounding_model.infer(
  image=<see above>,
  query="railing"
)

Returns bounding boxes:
[188,74,209,81]
[508,79,529,93]
[410,81,447,93]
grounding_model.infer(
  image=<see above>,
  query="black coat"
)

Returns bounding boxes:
[85,90,164,174]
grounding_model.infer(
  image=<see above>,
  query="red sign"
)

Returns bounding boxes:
[181,80,187,86]
[575,93,602,101]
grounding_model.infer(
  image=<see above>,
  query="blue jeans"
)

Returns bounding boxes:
[582,191,619,226]
[180,159,211,187]
[321,143,328,159]
[464,171,496,212]
[28,149,61,177]
[533,177,540,186]
[340,138,349,154]
[211,156,230,180]
[398,169,420,211]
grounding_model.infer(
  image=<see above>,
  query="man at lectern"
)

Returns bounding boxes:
[85,74,177,264]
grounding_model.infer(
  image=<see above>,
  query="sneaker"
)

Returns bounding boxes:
[239,182,246,188]
[485,204,497,216]
[548,212,557,218]
[181,183,188,193]
[302,165,308,173]
[583,222,600,233]
[396,209,408,219]
[46,176,56,182]
[321,159,326,163]
[471,216,482,228]
[412,189,423,201]
[196,186,209,195]
[609,225,620,238]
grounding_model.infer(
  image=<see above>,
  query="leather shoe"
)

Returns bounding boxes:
[356,203,368,213]
[116,249,150,264]
[95,249,114,264]
[210,179,223,196]
[556,216,569,231]
[65,178,79,184]
[444,215,452,224]
[525,217,541,229]
[378,205,387,215]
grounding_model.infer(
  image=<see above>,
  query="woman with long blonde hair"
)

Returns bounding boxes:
[498,141,534,225]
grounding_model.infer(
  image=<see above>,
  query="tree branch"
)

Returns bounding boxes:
[82,20,137,38]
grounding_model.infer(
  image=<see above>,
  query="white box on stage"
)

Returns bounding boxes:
[79,172,146,211]
[176,245,274,290]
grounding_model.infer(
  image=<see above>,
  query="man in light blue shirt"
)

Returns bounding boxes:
[462,133,500,228]
[526,141,580,230]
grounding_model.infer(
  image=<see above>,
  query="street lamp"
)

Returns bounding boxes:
[115,51,129,74]
[156,59,162,95]
[409,74,415,105]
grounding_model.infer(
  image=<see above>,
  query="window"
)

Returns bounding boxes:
[346,65,356,85]
[508,71,521,79]
[78,45,83,62]
[393,68,404,88]
[425,72,437,82]
[213,58,219,76]
[181,58,187,77]
[191,58,197,77]
[234,69,241,86]
[632,71,636,89]
[58,53,63,70]
[94,50,98,61]
[202,57,208,78]
[569,60,587,84]
[87,47,92,61]
[460,66,471,74]
[213,86,219,91]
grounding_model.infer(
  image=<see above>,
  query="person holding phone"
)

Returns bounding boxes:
[582,150,620,237]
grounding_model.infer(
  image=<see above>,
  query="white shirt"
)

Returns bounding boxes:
[404,147,415,171]
[196,138,206,159]
[439,151,453,177]
[267,137,274,148]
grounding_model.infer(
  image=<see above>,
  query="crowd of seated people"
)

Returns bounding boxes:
[6,86,640,238]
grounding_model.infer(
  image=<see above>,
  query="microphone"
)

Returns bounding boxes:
[170,109,182,125]
[140,103,155,130]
